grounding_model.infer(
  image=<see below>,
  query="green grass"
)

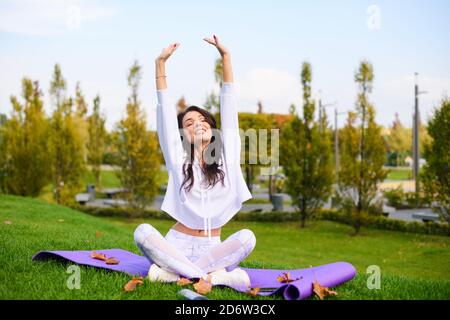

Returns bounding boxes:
[244,198,292,205]
[386,168,413,181]
[1,194,450,300]
[82,170,122,188]
[38,169,170,203]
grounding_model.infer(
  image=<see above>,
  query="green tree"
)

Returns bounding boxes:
[387,113,411,166]
[337,61,387,235]
[0,113,6,126]
[0,79,50,196]
[74,82,89,163]
[421,98,449,224]
[238,113,274,194]
[87,95,107,189]
[204,58,222,112]
[48,64,86,205]
[0,114,5,192]
[280,62,334,228]
[113,60,161,216]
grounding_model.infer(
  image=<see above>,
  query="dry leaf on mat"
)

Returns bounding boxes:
[124,277,144,292]
[105,257,120,265]
[177,277,193,286]
[193,277,212,295]
[247,287,260,297]
[90,251,107,261]
[276,272,302,283]
[312,280,337,300]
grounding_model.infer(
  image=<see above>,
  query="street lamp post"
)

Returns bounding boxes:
[413,72,427,206]
[318,91,337,133]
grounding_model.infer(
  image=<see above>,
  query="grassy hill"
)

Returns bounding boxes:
[1,194,449,300]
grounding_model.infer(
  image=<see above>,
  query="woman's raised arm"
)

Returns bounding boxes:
[203,35,233,83]
[203,35,241,166]
[155,43,185,171]
[155,43,179,90]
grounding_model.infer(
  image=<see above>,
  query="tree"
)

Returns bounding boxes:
[387,113,411,166]
[113,60,161,217]
[0,114,5,192]
[48,64,86,205]
[87,95,107,189]
[257,100,263,114]
[280,62,334,228]
[204,58,222,112]
[0,79,50,196]
[176,96,187,113]
[337,61,387,234]
[0,113,7,126]
[74,82,89,163]
[421,98,449,224]
[238,113,273,194]
[288,104,297,116]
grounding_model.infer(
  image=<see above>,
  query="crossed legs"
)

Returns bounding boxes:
[134,223,256,279]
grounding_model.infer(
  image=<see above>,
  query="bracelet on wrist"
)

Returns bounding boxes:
[156,75,166,79]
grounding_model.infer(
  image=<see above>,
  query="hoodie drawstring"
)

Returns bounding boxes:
[197,162,211,240]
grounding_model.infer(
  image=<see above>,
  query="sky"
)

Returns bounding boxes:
[1,0,449,131]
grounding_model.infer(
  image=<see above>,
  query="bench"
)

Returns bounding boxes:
[412,212,440,223]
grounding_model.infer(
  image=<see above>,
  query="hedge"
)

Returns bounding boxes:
[70,204,450,236]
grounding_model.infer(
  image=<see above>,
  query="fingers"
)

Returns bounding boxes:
[169,42,180,52]
[213,34,220,45]
[203,35,220,46]
[203,37,215,45]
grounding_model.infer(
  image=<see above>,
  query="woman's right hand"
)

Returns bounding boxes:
[155,42,180,63]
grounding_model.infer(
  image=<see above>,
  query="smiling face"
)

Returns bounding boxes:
[181,110,213,145]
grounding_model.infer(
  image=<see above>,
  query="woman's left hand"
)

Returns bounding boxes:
[203,35,230,57]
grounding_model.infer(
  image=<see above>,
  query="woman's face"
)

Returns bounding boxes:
[182,110,212,145]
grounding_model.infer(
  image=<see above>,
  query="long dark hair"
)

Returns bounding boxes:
[177,105,225,193]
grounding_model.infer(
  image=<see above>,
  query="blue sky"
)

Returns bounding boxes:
[1,0,449,131]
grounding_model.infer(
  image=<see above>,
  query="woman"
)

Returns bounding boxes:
[134,35,255,290]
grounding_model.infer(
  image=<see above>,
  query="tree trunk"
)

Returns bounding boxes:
[300,208,307,228]
[353,210,361,235]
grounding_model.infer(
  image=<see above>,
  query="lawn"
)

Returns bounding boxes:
[1,194,449,300]
[37,169,169,204]
[385,167,414,181]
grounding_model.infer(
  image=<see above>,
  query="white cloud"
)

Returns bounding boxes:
[235,67,300,113]
[0,0,117,36]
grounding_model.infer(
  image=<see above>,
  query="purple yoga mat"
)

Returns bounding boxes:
[32,248,356,300]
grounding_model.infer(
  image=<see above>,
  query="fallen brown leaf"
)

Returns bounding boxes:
[4,220,12,225]
[312,280,337,300]
[105,257,120,265]
[247,287,260,297]
[95,231,102,238]
[177,277,193,286]
[90,251,107,261]
[193,277,212,295]
[124,277,144,292]
[276,272,302,283]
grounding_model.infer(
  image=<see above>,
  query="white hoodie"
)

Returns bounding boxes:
[156,82,252,239]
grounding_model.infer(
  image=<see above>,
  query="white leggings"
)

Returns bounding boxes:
[134,223,256,279]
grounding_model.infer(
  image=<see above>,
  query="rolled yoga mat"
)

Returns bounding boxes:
[32,248,356,300]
